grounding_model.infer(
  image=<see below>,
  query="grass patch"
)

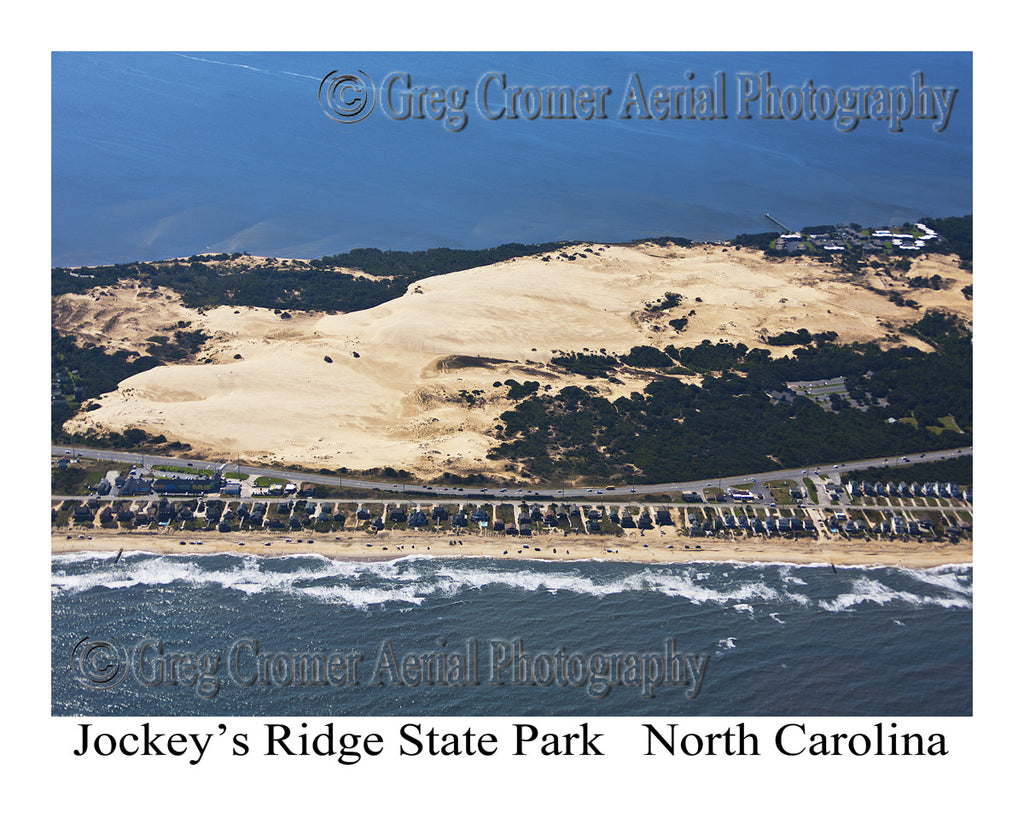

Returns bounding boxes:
[253,476,288,487]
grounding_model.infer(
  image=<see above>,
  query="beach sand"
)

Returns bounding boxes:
[52,528,972,568]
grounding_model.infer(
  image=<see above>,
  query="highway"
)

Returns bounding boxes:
[52,444,972,501]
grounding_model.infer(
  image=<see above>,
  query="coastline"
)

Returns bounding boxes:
[51,528,972,568]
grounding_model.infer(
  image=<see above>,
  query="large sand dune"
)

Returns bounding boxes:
[55,243,972,478]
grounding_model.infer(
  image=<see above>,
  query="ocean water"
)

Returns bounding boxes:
[52,552,972,716]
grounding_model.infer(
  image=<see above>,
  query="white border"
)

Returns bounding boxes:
[16,3,1009,813]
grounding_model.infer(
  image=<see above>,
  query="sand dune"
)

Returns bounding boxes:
[55,243,972,478]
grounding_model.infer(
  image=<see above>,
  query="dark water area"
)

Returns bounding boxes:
[52,552,972,717]
[52,52,971,266]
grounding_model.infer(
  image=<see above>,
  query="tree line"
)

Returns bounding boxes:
[493,312,972,484]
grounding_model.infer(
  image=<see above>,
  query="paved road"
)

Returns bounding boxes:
[52,445,971,501]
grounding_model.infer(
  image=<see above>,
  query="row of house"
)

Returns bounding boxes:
[62,497,970,543]
[825,513,964,540]
[871,223,940,251]
[774,222,944,256]
[96,468,226,496]
[845,480,968,501]
[686,510,815,537]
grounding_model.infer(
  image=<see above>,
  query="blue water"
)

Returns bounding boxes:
[52,553,972,716]
[52,52,971,267]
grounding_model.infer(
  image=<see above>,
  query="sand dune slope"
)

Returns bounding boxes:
[57,244,971,477]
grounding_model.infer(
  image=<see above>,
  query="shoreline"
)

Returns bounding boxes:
[51,528,972,569]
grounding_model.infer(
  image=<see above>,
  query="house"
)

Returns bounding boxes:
[153,474,221,495]
[123,476,154,495]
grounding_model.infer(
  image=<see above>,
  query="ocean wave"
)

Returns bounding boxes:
[51,554,972,613]
[817,575,971,613]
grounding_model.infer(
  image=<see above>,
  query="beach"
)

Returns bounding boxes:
[51,527,971,568]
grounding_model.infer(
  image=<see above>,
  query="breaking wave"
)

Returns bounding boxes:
[52,553,972,614]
